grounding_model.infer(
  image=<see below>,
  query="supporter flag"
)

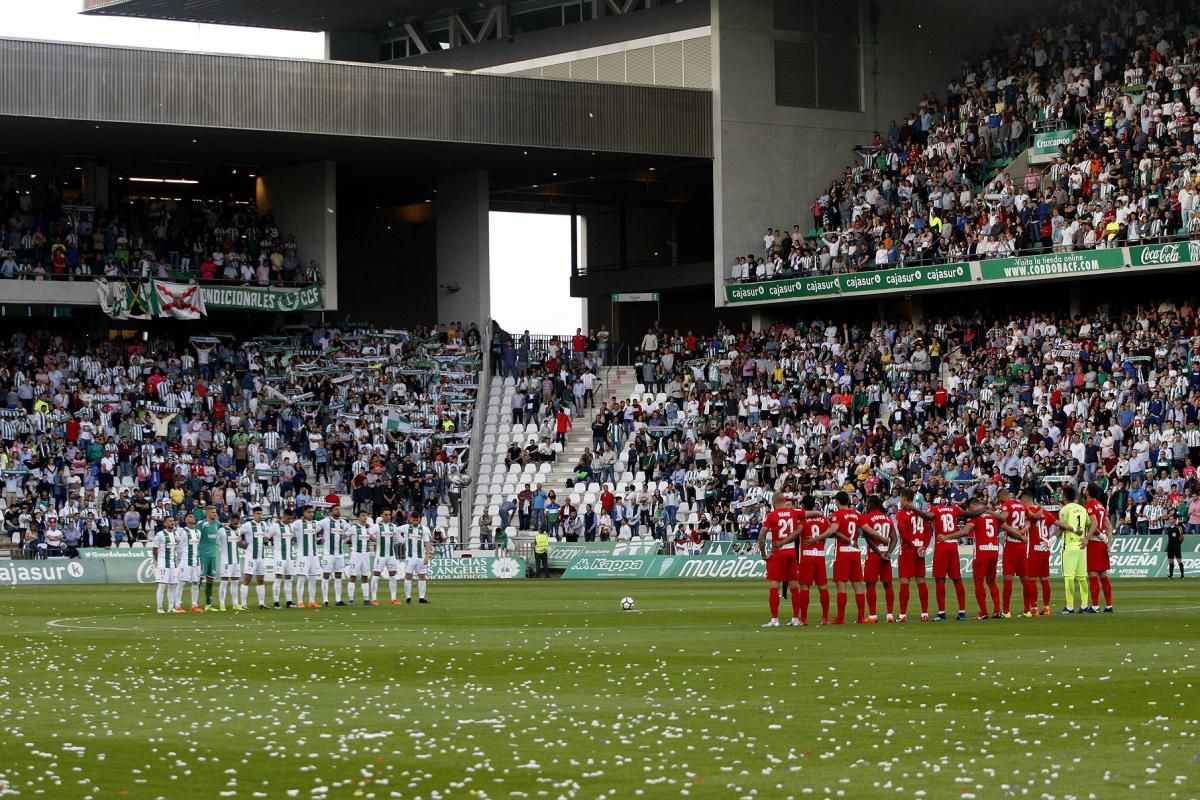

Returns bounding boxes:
[96,278,153,321]
[385,413,412,434]
[150,280,207,320]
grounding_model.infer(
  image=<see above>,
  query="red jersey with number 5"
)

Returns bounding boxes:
[972,513,1000,553]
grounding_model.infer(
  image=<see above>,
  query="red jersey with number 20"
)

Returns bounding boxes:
[862,511,894,557]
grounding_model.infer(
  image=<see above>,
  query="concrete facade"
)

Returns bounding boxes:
[710,0,1044,306]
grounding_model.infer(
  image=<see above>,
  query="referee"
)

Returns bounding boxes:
[1055,486,1090,614]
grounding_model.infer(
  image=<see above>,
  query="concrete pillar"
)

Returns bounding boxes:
[436,170,490,328]
[85,162,109,210]
[255,161,338,309]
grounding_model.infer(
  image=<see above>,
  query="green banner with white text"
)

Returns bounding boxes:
[978,248,1126,281]
[201,284,324,313]
[724,263,971,305]
[1028,128,1076,163]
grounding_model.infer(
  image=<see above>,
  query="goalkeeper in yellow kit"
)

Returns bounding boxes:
[1053,485,1090,614]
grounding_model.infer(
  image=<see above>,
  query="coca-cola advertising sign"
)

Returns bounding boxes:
[1131,241,1200,266]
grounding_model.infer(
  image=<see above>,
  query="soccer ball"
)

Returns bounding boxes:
[620,597,635,611]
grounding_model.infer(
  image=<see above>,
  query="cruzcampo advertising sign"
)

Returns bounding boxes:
[978,248,1126,281]
[724,263,970,305]
[1028,128,1075,163]
[1129,240,1200,268]
[201,284,324,313]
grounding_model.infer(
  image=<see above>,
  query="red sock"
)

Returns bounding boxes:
[935,581,947,613]
[854,591,865,623]
[799,588,810,624]
[988,579,1000,614]
[954,580,966,611]
[899,582,910,616]
[819,588,830,622]
[1088,576,1100,608]
[973,578,987,614]
[835,590,847,622]
[866,584,877,616]
[1041,578,1052,608]
[1002,577,1014,614]
[769,587,780,619]
[1021,578,1034,612]
[1101,575,1112,606]
[790,587,802,620]
[884,584,895,616]
[918,582,929,614]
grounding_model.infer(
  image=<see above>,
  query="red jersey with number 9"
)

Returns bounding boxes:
[829,508,863,558]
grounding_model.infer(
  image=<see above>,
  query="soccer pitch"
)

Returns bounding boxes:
[1,582,1197,799]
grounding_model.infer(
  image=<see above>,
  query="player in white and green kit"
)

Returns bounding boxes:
[399,511,433,604]
[292,505,322,609]
[346,509,374,605]
[153,516,182,613]
[371,508,400,605]
[239,507,274,609]
[180,512,204,613]
[273,508,297,608]
[320,504,349,606]
[217,512,245,611]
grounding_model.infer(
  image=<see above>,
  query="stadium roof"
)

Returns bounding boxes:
[82,0,485,32]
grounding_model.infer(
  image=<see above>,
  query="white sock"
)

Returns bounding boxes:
[295,578,305,605]
[418,579,426,600]
[334,580,342,603]
[321,578,329,604]
[308,576,318,602]
[255,584,265,606]
[389,576,397,601]
[172,582,183,608]
[157,583,166,611]
[283,580,293,603]
[404,578,412,600]
[272,581,281,603]
[190,582,200,608]
[218,582,227,607]
[348,580,357,602]
[241,583,250,605]
[370,575,378,601]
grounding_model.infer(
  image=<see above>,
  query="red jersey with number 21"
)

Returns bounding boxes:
[764,508,802,551]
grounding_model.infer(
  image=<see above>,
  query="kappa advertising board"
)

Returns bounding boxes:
[560,536,1200,579]
[548,541,659,569]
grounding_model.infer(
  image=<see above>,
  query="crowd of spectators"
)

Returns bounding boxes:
[733,0,1200,282]
[3,321,480,559]
[0,175,318,286]
[487,299,1200,550]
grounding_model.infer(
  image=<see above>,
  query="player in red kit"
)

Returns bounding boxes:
[896,488,931,621]
[994,489,1033,617]
[861,495,897,622]
[796,494,832,625]
[903,496,975,621]
[757,492,803,627]
[1023,489,1054,615]
[1083,482,1114,613]
[944,497,1002,619]
[824,491,868,624]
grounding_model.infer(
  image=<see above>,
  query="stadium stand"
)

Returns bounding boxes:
[732,1,1200,281]
[1,175,319,286]
[2,323,481,558]
[484,300,1200,550]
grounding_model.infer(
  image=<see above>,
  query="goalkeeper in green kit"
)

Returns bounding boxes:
[197,505,222,611]
[1053,486,1090,615]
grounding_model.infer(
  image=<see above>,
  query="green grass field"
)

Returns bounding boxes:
[1,580,1197,800]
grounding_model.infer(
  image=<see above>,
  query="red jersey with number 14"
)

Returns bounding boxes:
[897,509,929,554]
